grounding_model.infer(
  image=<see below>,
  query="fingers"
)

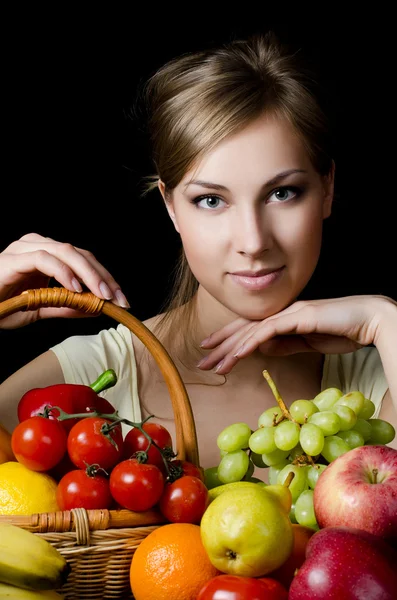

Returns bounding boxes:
[2,235,130,308]
[200,317,253,348]
[196,304,308,371]
[197,320,261,370]
[199,307,314,374]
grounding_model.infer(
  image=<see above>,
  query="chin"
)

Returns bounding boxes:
[229,299,290,321]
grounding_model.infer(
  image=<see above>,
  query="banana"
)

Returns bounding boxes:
[208,480,267,501]
[0,582,64,598]
[0,523,70,591]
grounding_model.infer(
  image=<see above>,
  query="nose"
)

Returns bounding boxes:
[234,206,272,257]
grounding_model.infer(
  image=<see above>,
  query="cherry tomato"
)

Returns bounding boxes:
[168,459,205,482]
[197,574,288,600]
[67,417,124,471]
[123,422,173,468]
[11,417,67,472]
[18,384,116,432]
[109,458,165,511]
[159,475,209,524]
[56,468,113,510]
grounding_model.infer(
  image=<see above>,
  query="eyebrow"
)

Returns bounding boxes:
[185,169,307,191]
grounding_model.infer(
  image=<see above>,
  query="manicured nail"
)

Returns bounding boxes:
[115,289,130,309]
[233,345,245,358]
[99,281,113,300]
[214,360,225,373]
[71,278,83,293]
[200,336,211,348]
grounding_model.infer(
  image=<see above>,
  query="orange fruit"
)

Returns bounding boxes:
[130,523,220,600]
[267,523,316,589]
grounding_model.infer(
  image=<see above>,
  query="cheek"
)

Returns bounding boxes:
[179,223,222,275]
[276,205,324,263]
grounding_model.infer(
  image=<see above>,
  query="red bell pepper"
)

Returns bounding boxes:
[17,369,118,431]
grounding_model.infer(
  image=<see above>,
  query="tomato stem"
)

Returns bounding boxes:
[84,463,108,478]
[48,406,176,480]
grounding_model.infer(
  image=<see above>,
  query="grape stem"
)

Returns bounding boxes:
[262,369,319,468]
[262,370,298,423]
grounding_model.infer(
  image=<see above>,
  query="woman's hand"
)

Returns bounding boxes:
[0,233,130,329]
[198,296,393,374]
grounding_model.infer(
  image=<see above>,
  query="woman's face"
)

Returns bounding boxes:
[161,113,334,320]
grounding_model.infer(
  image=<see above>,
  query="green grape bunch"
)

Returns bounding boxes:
[212,370,396,531]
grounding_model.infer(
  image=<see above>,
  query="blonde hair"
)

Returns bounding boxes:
[138,31,334,356]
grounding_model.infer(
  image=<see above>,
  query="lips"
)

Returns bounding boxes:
[230,267,283,277]
[229,267,284,291]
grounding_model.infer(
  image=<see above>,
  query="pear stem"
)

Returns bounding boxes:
[262,370,297,423]
[284,471,295,487]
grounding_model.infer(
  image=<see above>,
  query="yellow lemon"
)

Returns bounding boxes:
[0,462,60,515]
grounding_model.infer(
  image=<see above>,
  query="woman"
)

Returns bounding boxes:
[0,32,396,469]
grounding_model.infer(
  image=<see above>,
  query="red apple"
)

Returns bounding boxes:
[288,526,397,600]
[313,445,397,545]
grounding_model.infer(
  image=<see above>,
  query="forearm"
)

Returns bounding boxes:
[373,297,397,408]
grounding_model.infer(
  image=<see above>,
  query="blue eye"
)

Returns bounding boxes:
[269,186,302,203]
[192,195,225,209]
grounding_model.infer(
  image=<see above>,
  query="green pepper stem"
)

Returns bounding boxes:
[89,369,118,393]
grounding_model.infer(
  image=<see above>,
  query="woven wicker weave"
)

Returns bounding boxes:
[0,288,201,599]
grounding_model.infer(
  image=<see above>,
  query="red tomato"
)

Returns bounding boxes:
[256,578,289,599]
[67,417,124,471]
[18,384,116,432]
[56,468,113,510]
[109,458,165,511]
[159,475,209,524]
[11,417,67,472]
[197,574,288,600]
[123,422,173,468]
[168,459,205,482]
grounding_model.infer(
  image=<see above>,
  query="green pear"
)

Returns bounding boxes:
[200,486,293,577]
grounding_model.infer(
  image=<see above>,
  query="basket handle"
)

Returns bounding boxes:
[0,287,200,466]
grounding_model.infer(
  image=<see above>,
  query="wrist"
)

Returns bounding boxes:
[373,296,397,347]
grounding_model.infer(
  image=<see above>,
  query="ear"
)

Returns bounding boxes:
[158,180,180,233]
[322,161,335,219]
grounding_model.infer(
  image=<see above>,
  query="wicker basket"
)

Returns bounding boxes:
[0,287,201,599]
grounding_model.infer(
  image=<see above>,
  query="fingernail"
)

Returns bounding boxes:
[214,360,225,373]
[99,281,113,300]
[115,289,130,309]
[233,345,245,358]
[72,278,83,293]
[200,336,211,348]
[196,357,208,368]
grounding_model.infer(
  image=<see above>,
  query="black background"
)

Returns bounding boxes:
[1,9,395,382]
